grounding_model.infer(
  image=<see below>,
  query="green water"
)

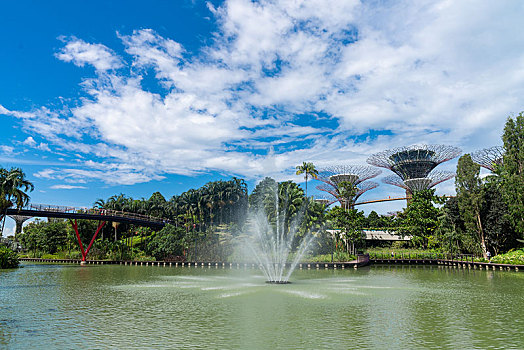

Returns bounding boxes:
[1,263,523,349]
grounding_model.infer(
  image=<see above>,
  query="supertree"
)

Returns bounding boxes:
[315,165,381,208]
[382,170,455,194]
[367,144,461,198]
[470,146,504,171]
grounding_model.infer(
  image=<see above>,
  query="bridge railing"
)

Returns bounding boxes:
[15,203,170,224]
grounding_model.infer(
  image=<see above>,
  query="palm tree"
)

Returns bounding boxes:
[0,167,34,236]
[295,162,318,199]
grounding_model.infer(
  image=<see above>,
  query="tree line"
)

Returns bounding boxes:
[2,113,524,265]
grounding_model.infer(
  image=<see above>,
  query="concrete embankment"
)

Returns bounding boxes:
[370,258,522,272]
[19,257,370,269]
[19,256,522,271]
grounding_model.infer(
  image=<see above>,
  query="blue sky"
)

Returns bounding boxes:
[2,0,524,235]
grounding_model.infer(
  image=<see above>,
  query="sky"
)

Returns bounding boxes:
[1,0,524,236]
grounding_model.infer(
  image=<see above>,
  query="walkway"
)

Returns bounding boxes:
[6,203,169,228]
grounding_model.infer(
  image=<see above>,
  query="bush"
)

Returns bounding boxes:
[0,246,19,268]
[41,253,60,259]
[490,248,524,265]
[146,225,186,261]
[305,252,356,262]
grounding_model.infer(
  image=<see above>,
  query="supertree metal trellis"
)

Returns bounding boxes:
[317,165,381,207]
[367,144,460,200]
[382,170,455,194]
[315,165,381,207]
[470,146,504,171]
[367,144,461,180]
[317,165,382,186]
[316,180,379,206]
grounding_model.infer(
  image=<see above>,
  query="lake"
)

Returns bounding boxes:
[1,263,523,349]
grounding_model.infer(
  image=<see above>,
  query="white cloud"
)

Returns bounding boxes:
[4,0,524,187]
[21,137,51,152]
[50,185,87,190]
[0,145,16,156]
[56,36,123,71]
[22,137,37,147]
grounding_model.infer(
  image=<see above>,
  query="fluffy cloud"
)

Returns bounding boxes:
[3,0,524,187]
[56,36,123,71]
[50,185,87,190]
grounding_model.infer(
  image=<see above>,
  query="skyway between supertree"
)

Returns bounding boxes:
[382,170,455,194]
[470,146,504,171]
[366,144,462,180]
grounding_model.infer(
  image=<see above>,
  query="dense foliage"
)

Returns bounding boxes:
[396,189,442,249]
[498,112,524,237]
[327,207,366,255]
[0,245,19,268]
[9,112,524,263]
[145,224,186,260]
[489,248,524,265]
[1,167,34,240]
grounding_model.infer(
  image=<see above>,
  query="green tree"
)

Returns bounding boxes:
[327,206,366,255]
[295,162,318,198]
[437,197,472,254]
[481,180,518,255]
[366,211,381,228]
[0,167,34,235]
[336,180,357,211]
[146,224,187,260]
[0,245,19,268]
[397,189,441,249]
[455,154,488,257]
[249,177,278,210]
[498,112,524,239]
[20,219,68,255]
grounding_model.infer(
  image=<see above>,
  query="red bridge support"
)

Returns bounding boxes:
[69,219,106,261]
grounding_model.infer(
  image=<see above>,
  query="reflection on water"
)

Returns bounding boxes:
[1,263,523,349]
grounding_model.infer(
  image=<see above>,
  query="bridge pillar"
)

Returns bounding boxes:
[69,219,106,261]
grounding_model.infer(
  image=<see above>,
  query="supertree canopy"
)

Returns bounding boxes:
[382,170,455,194]
[367,144,461,180]
[471,146,504,171]
[316,181,379,206]
[317,165,381,185]
[315,165,381,206]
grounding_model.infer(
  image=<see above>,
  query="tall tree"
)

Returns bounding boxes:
[498,112,524,239]
[0,167,34,235]
[455,154,487,257]
[397,189,441,249]
[481,180,518,255]
[327,206,366,255]
[249,177,278,210]
[295,162,318,198]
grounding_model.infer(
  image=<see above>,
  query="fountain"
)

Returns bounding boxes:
[245,188,314,284]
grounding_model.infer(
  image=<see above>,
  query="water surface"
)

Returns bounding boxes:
[1,263,523,349]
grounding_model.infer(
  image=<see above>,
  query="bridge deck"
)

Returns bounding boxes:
[6,204,168,228]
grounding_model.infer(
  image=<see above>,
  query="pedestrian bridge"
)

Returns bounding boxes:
[5,203,171,262]
[6,203,169,228]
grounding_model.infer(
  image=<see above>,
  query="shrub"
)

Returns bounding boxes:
[0,246,19,268]
[490,248,524,265]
